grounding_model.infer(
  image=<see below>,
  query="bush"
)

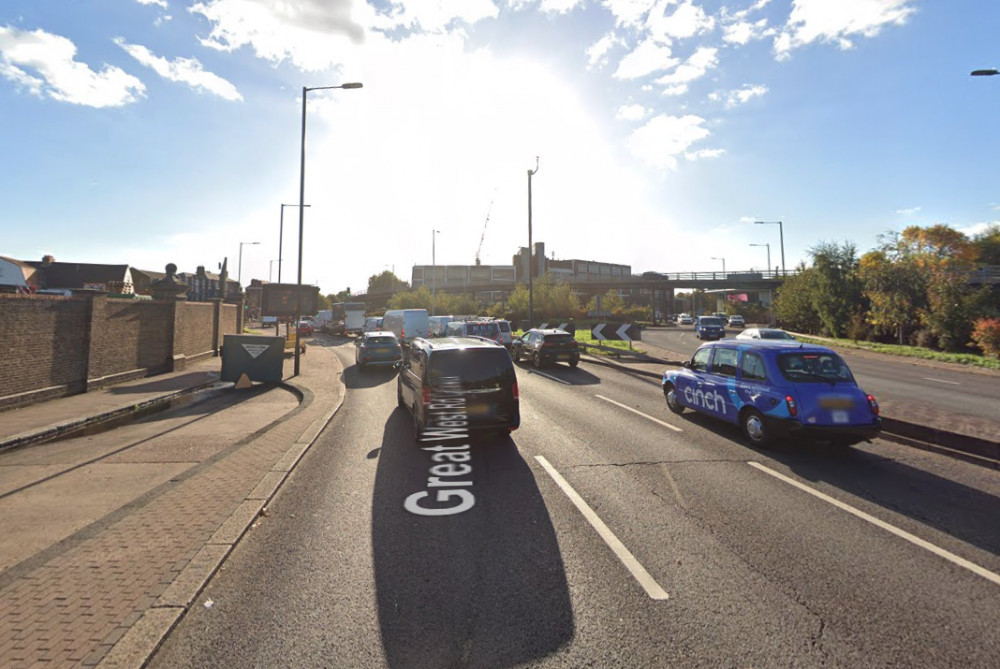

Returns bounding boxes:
[971,317,1000,358]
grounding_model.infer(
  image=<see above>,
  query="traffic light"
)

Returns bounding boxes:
[346,287,351,297]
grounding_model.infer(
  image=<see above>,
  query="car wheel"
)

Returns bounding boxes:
[569,359,578,368]
[412,406,422,438]
[397,382,405,407]
[663,383,684,414]
[741,408,772,447]
[532,352,542,368]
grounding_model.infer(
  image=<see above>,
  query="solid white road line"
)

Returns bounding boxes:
[535,456,670,600]
[596,395,683,432]
[922,377,960,385]
[749,461,1000,588]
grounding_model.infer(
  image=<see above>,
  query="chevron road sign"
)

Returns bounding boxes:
[591,323,641,341]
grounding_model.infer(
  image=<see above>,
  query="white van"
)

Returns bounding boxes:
[381,309,430,347]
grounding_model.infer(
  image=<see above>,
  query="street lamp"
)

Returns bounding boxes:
[279,203,310,283]
[971,69,999,76]
[238,241,260,288]
[749,242,771,271]
[527,156,539,326]
[295,81,363,376]
[431,229,440,316]
[269,259,279,283]
[750,242,773,325]
[754,220,785,276]
[711,256,726,277]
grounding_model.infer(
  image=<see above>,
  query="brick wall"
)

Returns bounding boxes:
[0,294,241,410]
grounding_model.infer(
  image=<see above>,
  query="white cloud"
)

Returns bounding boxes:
[0,26,145,108]
[775,0,916,60]
[722,18,771,45]
[603,0,659,29]
[136,0,169,8]
[685,147,725,160]
[616,103,649,120]
[710,83,768,108]
[627,113,711,168]
[586,32,623,68]
[613,39,678,80]
[115,39,243,101]
[654,45,717,94]
[895,206,921,216]
[646,0,714,42]
[539,0,586,14]
[958,221,999,238]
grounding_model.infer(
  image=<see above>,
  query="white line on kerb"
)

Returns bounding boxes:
[922,377,960,385]
[596,395,683,432]
[530,369,570,384]
[748,461,1000,588]
[535,455,670,600]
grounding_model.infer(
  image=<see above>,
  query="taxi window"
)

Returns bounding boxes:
[778,352,853,383]
[710,347,738,377]
[740,351,767,381]
[690,347,711,373]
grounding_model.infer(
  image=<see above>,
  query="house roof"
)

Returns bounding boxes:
[0,256,37,287]
[24,261,131,289]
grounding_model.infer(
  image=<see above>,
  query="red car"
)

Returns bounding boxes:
[297,320,314,336]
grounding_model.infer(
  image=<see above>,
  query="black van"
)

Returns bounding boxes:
[397,337,520,438]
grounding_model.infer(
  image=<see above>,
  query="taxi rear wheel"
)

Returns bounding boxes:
[663,383,684,414]
[741,408,772,447]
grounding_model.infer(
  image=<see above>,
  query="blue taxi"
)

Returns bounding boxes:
[662,339,881,447]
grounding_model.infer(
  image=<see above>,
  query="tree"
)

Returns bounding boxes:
[858,248,925,344]
[809,241,863,338]
[772,263,822,333]
[367,270,408,295]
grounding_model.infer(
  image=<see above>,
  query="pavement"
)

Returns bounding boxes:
[0,334,998,668]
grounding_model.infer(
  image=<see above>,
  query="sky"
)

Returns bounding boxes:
[2,0,999,296]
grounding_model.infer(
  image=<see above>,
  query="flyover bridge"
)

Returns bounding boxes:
[356,269,794,311]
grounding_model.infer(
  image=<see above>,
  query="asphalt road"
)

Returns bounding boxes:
[148,338,1000,668]
[643,326,1000,425]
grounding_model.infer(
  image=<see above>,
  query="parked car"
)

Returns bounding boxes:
[511,328,580,368]
[354,331,402,370]
[727,314,745,327]
[735,328,796,341]
[296,320,313,336]
[661,339,881,447]
[695,315,726,340]
[397,336,520,437]
[677,313,693,325]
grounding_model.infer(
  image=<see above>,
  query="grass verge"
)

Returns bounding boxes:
[796,335,1000,371]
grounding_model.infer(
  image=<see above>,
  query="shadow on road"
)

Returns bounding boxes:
[372,410,574,668]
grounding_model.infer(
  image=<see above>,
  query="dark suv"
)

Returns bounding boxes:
[511,328,580,368]
[397,337,520,438]
[695,316,726,340]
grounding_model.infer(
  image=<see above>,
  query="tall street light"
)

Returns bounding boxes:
[295,81,363,376]
[238,241,260,288]
[269,259,279,283]
[527,156,539,326]
[711,256,726,277]
[431,229,440,316]
[279,203,310,283]
[754,220,785,276]
[749,242,771,271]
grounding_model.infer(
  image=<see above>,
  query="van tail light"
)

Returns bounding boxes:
[785,395,798,417]
[422,386,431,407]
[867,394,880,416]
[512,380,519,401]
[401,327,405,341]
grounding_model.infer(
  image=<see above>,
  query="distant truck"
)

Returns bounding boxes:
[314,310,334,333]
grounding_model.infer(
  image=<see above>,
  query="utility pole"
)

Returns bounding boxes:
[527,156,539,327]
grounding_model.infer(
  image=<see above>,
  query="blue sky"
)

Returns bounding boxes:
[2,0,998,295]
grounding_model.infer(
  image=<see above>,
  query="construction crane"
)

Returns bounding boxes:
[475,193,495,266]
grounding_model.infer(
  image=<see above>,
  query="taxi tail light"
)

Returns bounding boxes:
[785,395,798,417]
[512,380,520,401]
[867,394,880,416]
[422,386,431,407]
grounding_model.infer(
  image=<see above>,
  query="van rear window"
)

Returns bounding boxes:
[428,349,513,385]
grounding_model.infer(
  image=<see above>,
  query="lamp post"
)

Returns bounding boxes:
[754,220,785,276]
[749,242,771,271]
[269,259,279,283]
[431,229,440,316]
[279,203,310,283]
[238,241,260,288]
[295,81,363,376]
[527,156,539,326]
[710,256,726,278]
